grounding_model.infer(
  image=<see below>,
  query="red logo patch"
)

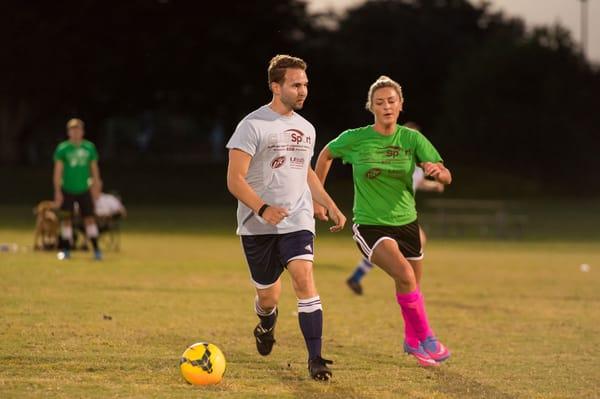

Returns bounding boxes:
[271,156,286,169]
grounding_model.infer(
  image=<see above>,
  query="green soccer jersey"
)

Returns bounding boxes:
[53,140,98,194]
[327,124,442,226]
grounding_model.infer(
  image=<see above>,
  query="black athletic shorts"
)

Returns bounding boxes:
[241,230,314,289]
[61,189,95,218]
[352,219,423,261]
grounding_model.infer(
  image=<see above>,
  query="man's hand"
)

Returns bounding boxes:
[261,206,289,225]
[54,191,63,208]
[326,205,346,232]
[313,202,329,221]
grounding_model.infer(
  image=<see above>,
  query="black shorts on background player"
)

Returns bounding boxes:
[241,230,314,288]
[60,189,95,218]
[352,219,422,261]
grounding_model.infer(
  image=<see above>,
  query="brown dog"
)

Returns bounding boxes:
[33,200,60,250]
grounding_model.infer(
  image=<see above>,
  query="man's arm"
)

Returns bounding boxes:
[53,160,64,207]
[226,148,289,225]
[307,168,346,232]
[90,160,102,200]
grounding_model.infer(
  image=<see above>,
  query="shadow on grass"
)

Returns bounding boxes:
[430,367,517,399]
[272,361,366,399]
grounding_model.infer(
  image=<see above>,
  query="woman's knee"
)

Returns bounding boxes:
[391,268,415,288]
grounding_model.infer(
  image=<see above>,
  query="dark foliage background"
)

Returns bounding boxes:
[1,0,598,201]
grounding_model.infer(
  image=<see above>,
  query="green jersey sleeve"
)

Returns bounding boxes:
[326,129,358,163]
[53,144,65,162]
[414,131,443,164]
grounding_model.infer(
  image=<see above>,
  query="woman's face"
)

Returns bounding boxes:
[371,87,402,126]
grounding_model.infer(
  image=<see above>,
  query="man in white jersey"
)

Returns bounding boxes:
[226,55,346,381]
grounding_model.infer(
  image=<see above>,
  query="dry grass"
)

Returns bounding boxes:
[1,207,599,398]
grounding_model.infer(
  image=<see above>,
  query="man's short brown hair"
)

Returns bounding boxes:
[268,54,307,88]
[66,118,85,129]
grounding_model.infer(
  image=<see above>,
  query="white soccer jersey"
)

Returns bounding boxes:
[95,193,124,217]
[226,105,316,236]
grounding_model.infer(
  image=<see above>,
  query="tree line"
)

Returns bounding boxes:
[1,0,598,192]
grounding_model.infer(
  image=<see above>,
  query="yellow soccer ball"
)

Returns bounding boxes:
[179,342,226,385]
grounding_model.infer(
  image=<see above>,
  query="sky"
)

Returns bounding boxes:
[307,0,600,63]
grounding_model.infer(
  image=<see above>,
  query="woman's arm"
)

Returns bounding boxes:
[314,147,335,184]
[313,147,337,221]
[307,168,346,232]
[421,162,452,185]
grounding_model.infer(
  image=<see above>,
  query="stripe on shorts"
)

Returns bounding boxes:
[352,224,372,259]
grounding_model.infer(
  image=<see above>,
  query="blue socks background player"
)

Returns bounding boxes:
[347,258,373,295]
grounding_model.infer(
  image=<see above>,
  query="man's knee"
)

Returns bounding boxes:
[256,282,280,309]
[290,265,316,296]
[256,291,278,310]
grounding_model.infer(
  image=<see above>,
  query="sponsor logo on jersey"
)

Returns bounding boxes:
[381,145,412,159]
[270,155,286,169]
[290,156,305,169]
[285,129,312,145]
[366,168,382,179]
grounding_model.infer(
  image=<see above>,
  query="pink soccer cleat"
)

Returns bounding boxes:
[403,341,439,367]
[421,336,451,363]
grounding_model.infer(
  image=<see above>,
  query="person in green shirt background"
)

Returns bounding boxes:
[314,76,452,368]
[53,118,103,260]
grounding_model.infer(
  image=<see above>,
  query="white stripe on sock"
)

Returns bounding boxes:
[254,296,276,317]
[86,224,99,238]
[358,258,373,272]
[61,225,73,241]
[297,296,322,314]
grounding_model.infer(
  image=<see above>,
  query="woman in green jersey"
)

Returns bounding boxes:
[314,76,452,367]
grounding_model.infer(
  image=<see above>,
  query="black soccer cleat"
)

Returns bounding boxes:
[308,356,333,381]
[253,324,276,356]
[346,278,363,295]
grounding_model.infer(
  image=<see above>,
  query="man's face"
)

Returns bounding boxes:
[371,87,402,125]
[275,68,308,110]
[67,126,84,141]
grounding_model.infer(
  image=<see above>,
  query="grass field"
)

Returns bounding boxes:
[1,205,599,398]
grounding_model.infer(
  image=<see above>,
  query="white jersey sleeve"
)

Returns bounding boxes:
[226,120,259,156]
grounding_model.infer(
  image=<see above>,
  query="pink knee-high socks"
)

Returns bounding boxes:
[396,289,433,348]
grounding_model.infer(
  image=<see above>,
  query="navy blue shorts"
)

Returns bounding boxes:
[241,230,314,289]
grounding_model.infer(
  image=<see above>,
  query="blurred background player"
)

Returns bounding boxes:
[93,185,127,220]
[315,76,452,367]
[226,55,345,381]
[346,122,444,295]
[53,118,103,260]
